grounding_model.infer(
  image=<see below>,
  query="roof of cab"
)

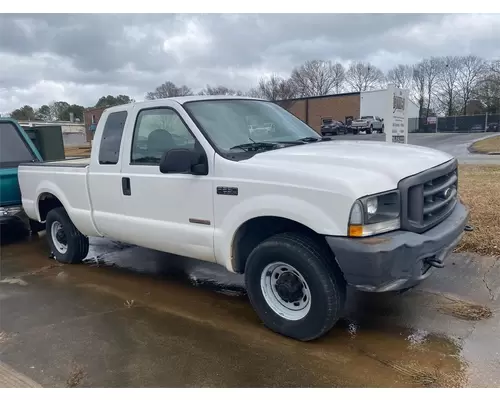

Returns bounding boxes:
[104,95,265,113]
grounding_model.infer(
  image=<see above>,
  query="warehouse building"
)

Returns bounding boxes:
[83,106,107,142]
[276,88,419,133]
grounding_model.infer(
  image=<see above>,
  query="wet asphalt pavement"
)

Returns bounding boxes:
[330,131,500,164]
[1,230,499,388]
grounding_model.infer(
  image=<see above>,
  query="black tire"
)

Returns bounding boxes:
[366,126,373,134]
[244,232,346,341]
[380,124,384,133]
[46,207,89,264]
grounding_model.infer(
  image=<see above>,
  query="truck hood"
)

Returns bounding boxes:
[242,140,454,193]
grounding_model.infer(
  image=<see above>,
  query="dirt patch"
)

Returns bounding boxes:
[65,145,91,158]
[66,364,86,388]
[456,164,500,256]
[424,291,493,321]
[469,135,500,154]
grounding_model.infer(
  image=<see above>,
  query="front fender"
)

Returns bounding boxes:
[214,194,346,271]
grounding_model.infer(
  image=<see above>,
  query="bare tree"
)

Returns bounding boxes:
[474,67,500,114]
[422,57,445,119]
[345,62,385,92]
[456,55,487,115]
[146,81,193,99]
[435,56,461,116]
[290,60,343,96]
[491,59,500,75]
[332,63,346,94]
[386,64,413,89]
[198,85,242,96]
[412,62,426,118]
[251,74,297,101]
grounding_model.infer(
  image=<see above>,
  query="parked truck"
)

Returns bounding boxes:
[351,115,384,134]
[0,118,44,234]
[18,96,469,341]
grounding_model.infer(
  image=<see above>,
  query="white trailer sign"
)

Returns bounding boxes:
[385,84,409,144]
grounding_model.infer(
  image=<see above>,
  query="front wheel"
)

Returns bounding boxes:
[46,207,89,264]
[244,233,346,341]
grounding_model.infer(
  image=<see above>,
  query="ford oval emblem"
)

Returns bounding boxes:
[444,188,452,198]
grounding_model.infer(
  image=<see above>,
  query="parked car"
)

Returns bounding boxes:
[320,118,346,135]
[351,116,384,134]
[0,118,44,234]
[18,96,470,342]
[470,124,484,132]
[487,122,499,132]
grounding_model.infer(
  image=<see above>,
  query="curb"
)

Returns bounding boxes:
[0,361,42,388]
[467,134,500,155]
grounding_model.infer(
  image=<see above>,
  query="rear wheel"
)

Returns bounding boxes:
[46,207,89,264]
[244,232,346,341]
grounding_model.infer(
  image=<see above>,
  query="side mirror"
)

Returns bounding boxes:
[159,148,208,175]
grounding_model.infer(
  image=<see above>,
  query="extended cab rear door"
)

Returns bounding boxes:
[87,106,131,240]
[118,101,216,263]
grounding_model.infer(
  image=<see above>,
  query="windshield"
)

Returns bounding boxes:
[360,116,373,120]
[183,99,320,152]
[0,122,36,168]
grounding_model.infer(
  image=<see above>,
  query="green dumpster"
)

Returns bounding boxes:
[23,125,65,161]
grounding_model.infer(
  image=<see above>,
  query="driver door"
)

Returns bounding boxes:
[119,104,215,263]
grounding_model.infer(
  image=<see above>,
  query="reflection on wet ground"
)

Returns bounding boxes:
[1,230,499,387]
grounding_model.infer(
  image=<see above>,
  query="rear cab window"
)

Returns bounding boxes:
[0,121,36,168]
[98,111,128,165]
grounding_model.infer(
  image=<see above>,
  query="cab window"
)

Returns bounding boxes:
[0,122,35,168]
[131,108,195,165]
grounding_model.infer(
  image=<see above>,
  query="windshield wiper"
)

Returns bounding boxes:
[292,136,332,143]
[229,142,281,151]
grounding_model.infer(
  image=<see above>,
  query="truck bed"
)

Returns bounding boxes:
[18,158,98,237]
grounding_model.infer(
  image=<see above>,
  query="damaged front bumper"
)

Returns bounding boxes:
[325,202,470,292]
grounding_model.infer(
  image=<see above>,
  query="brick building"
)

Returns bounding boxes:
[275,92,361,133]
[83,106,107,142]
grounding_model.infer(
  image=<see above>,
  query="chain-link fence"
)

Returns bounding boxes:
[408,114,500,133]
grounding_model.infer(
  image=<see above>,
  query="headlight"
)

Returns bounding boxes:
[348,190,400,237]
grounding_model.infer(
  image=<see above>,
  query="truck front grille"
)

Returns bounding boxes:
[399,159,458,233]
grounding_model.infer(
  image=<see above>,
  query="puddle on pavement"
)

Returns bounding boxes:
[1,233,471,387]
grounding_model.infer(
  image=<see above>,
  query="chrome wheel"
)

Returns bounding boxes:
[260,262,311,321]
[51,220,68,254]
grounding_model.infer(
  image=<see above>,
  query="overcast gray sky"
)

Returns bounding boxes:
[0,13,499,114]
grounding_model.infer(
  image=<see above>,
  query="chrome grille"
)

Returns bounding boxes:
[399,159,458,233]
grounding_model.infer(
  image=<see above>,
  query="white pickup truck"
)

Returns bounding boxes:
[18,96,469,341]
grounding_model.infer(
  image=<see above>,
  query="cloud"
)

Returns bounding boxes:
[1,13,499,114]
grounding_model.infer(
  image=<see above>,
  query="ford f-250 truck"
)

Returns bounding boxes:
[18,96,470,341]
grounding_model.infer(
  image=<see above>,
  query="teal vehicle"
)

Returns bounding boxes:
[0,118,43,232]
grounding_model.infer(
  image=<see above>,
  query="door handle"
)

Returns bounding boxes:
[122,177,131,196]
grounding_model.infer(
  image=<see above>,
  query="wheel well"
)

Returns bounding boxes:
[38,193,63,222]
[231,216,329,274]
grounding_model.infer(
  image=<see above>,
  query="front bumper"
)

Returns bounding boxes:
[325,202,469,292]
[351,125,369,131]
